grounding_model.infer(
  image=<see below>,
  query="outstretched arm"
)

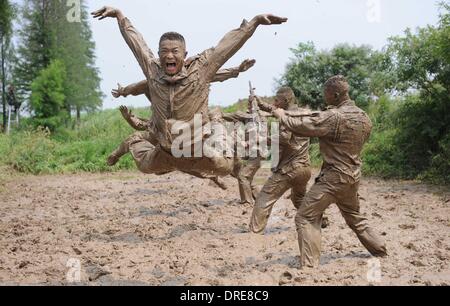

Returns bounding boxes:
[92,7,154,79]
[204,15,287,81]
[112,58,257,98]
[119,106,150,131]
[222,111,254,123]
[273,109,336,138]
[253,96,275,113]
[112,81,148,98]
[212,59,256,83]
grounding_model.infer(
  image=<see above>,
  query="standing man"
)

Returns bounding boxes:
[273,76,387,268]
[222,93,269,206]
[250,87,312,233]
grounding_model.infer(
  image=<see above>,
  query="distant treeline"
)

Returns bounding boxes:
[277,3,449,184]
[0,0,102,131]
[0,2,448,184]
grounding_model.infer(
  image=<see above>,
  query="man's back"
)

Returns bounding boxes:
[319,101,372,181]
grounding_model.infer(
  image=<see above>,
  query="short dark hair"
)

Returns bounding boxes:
[324,75,350,95]
[159,32,186,47]
[276,87,297,108]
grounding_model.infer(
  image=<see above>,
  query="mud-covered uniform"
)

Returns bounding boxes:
[117,64,252,138]
[222,111,267,205]
[250,101,311,233]
[114,68,252,179]
[114,16,267,178]
[279,100,387,267]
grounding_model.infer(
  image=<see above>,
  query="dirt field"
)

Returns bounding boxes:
[0,169,449,286]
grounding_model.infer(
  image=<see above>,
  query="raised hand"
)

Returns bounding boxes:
[91,6,120,20]
[112,83,125,98]
[256,14,288,25]
[239,59,256,73]
[256,96,272,111]
[119,105,133,121]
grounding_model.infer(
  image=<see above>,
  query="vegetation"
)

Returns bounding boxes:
[0,108,151,176]
[278,3,449,184]
[0,2,448,185]
[12,0,102,127]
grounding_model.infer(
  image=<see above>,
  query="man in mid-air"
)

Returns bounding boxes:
[110,59,256,189]
[92,6,287,179]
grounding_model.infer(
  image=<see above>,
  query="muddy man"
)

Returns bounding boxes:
[92,6,287,179]
[273,76,387,268]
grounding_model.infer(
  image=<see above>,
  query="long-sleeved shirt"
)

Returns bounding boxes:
[120,64,248,132]
[119,66,243,99]
[222,110,269,159]
[117,16,259,148]
[273,104,311,174]
[280,100,372,182]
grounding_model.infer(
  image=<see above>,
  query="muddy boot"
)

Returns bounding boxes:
[107,139,131,166]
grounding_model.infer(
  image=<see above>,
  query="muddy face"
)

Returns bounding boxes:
[274,94,289,110]
[159,40,186,76]
[324,86,337,106]
[273,96,283,109]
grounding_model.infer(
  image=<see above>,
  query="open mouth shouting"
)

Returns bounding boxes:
[166,62,178,75]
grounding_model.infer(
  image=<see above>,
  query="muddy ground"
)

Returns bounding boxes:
[0,168,449,286]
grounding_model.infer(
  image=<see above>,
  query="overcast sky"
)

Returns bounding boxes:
[86,0,442,109]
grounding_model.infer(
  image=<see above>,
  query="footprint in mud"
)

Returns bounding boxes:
[82,231,144,243]
[160,276,188,286]
[320,251,371,265]
[110,232,144,243]
[265,226,291,235]
[138,207,192,218]
[217,264,234,278]
[167,223,198,239]
[135,188,169,196]
[197,199,229,208]
[151,265,166,279]
[85,262,112,282]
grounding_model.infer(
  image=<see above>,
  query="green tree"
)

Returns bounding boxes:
[51,1,103,123]
[14,0,103,125]
[279,42,391,109]
[14,0,55,104]
[30,59,67,131]
[0,0,15,132]
[386,3,449,181]
[363,3,450,183]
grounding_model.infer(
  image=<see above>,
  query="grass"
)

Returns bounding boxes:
[0,108,151,175]
[0,103,318,176]
[1,102,447,185]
